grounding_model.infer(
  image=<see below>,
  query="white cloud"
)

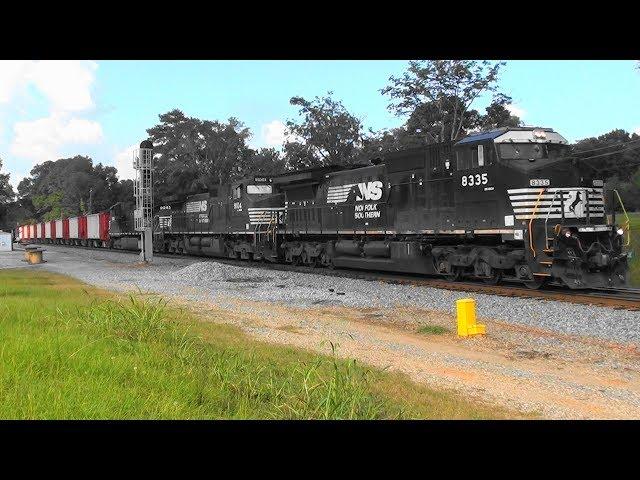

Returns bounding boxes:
[29,61,98,112]
[114,144,139,180]
[505,103,526,119]
[253,119,303,150]
[0,60,97,112]
[10,113,103,163]
[0,61,32,103]
[261,120,288,148]
[2,61,102,169]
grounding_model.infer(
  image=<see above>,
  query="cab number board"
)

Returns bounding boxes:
[461,173,488,187]
[530,179,550,187]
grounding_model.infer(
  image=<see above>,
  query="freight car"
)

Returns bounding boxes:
[18,212,110,247]
[19,126,632,290]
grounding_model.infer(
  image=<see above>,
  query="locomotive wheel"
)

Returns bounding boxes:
[326,256,335,270]
[524,277,547,290]
[482,270,502,285]
[476,259,501,285]
[445,267,463,282]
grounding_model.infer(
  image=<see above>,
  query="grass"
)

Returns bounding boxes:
[417,325,450,335]
[0,269,519,419]
[627,212,640,286]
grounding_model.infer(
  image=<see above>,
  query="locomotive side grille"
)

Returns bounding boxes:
[326,184,356,204]
[507,187,605,220]
[247,207,286,225]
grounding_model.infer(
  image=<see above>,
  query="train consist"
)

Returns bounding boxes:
[18,126,631,290]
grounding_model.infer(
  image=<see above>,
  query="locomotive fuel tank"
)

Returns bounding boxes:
[362,241,391,258]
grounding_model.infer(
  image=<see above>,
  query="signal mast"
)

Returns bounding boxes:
[133,139,154,262]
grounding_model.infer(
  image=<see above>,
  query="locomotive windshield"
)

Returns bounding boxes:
[498,143,570,161]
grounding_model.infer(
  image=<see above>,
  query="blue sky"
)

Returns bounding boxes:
[1,60,638,189]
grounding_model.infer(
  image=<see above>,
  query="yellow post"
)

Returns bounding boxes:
[456,298,486,337]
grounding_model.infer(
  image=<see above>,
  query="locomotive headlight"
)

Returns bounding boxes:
[533,129,547,139]
[617,228,625,236]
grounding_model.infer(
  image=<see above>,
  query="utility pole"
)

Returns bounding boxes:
[88,188,93,214]
[133,140,154,262]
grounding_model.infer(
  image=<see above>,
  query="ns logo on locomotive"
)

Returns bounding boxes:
[19,127,631,290]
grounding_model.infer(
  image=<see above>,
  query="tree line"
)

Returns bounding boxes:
[1,60,639,230]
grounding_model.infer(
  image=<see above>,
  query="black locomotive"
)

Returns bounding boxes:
[109,126,631,289]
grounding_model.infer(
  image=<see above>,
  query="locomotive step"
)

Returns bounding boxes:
[543,248,554,253]
[539,261,553,266]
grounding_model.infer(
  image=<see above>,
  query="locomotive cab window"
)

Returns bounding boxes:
[499,143,543,160]
[457,146,477,170]
[498,143,570,161]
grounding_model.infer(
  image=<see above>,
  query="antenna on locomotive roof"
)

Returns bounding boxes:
[134,139,155,263]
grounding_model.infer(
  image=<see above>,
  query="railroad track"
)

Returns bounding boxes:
[17,242,640,311]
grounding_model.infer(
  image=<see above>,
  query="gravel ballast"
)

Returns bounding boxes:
[2,245,639,346]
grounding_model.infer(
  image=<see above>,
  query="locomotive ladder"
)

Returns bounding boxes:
[529,188,567,274]
[253,214,278,252]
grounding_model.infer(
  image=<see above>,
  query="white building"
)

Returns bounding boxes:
[0,231,12,252]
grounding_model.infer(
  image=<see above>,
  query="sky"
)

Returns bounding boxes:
[1,60,638,190]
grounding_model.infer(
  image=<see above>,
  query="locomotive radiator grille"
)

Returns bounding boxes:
[507,187,605,220]
[326,184,356,204]
[247,207,286,225]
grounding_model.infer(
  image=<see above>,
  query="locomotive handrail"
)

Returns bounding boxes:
[528,188,547,258]
[613,189,631,247]
[585,187,590,224]
[544,189,563,251]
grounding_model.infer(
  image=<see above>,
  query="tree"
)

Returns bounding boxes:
[404,97,482,141]
[245,148,287,176]
[17,155,126,221]
[381,60,509,142]
[32,192,65,221]
[478,94,522,130]
[573,129,640,182]
[284,93,364,169]
[0,158,15,205]
[147,109,253,200]
[358,127,426,160]
[0,158,16,231]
